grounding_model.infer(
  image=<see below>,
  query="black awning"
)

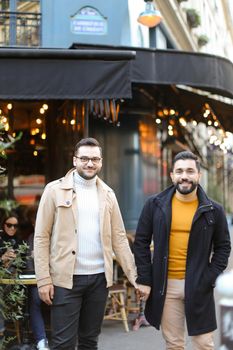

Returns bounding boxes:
[73,44,233,100]
[131,48,233,99]
[0,48,135,100]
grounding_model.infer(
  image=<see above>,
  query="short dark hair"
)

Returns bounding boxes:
[172,151,200,172]
[74,137,102,156]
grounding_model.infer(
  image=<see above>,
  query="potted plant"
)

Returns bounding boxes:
[0,118,27,349]
[186,8,201,28]
[198,34,209,47]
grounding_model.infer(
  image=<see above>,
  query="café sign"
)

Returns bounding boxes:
[71,6,108,35]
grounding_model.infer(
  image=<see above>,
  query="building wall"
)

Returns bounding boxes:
[156,0,233,62]
[89,113,161,230]
[41,0,130,48]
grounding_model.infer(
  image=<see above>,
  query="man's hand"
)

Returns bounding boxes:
[136,284,151,301]
[38,284,54,305]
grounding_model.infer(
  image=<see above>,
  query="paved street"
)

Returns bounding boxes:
[99,225,233,350]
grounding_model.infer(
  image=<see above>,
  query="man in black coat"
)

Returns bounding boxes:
[134,151,231,349]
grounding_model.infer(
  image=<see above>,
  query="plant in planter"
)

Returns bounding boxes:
[0,118,27,349]
[0,241,29,349]
[186,8,201,28]
[197,34,209,47]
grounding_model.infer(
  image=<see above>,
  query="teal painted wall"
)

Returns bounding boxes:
[41,0,130,48]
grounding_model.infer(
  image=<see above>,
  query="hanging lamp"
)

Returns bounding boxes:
[137,0,162,28]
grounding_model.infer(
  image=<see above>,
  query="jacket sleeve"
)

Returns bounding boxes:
[110,194,137,287]
[34,184,55,288]
[209,205,231,283]
[133,198,153,286]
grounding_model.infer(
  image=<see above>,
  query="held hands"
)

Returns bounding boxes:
[136,284,151,301]
[38,284,54,305]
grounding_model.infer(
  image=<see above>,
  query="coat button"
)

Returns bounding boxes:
[72,251,76,255]
[66,200,70,205]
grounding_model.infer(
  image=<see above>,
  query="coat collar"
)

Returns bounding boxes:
[58,168,113,239]
[155,184,212,209]
[59,168,112,204]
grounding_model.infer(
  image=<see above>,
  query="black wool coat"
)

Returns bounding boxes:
[133,185,231,336]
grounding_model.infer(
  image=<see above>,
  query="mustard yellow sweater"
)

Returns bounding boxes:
[168,195,198,279]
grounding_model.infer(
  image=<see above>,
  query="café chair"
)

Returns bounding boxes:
[104,284,129,332]
[125,281,140,315]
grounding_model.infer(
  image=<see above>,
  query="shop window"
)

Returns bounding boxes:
[0,101,46,205]
[0,0,41,46]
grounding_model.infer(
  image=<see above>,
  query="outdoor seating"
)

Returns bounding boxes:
[104,284,129,332]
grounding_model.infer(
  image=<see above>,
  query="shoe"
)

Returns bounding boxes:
[132,315,150,331]
[37,338,50,350]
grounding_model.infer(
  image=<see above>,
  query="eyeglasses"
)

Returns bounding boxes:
[5,223,18,229]
[75,156,102,164]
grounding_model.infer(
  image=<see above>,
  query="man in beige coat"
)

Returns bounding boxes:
[34,137,137,350]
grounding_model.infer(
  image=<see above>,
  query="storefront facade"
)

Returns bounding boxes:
[0,45,233,229]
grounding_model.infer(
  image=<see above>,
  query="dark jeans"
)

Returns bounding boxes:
[29,286,47,343]
[51,273,108,350]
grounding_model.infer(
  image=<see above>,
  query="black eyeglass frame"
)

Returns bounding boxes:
[74,156,102,164]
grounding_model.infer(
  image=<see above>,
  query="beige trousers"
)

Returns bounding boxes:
[161,279,214,350]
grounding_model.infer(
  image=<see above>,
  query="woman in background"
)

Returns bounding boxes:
[0,212,21,338]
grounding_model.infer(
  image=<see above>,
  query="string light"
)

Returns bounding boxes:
[36,118,42,125]
[179,118,187,127]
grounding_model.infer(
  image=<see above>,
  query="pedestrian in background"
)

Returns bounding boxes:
[34,137,137,350]
[134,151,231,349]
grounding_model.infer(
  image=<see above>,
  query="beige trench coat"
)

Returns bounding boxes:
[34,169,137,289]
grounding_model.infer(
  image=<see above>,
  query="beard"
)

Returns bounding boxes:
[175,180,198,195]
[78,166,101,180]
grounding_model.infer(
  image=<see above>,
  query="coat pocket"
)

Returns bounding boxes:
[56,198,73,208]
[199,267,216,292]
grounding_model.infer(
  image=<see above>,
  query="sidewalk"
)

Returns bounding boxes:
[99,308,219,350]
[99,225,233,350]
[99,317,200,350]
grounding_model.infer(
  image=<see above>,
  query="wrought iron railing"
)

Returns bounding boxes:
[0,11,41,46]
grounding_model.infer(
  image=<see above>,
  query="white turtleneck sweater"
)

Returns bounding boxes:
[73,172,105,275]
